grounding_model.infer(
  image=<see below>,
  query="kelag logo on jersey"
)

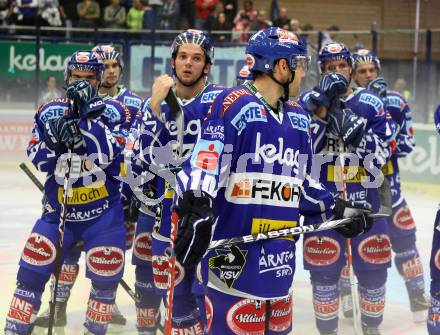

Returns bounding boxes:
[201,90,222,103]
[231,102,267,135]
[166,119,200,136]
[103,105,120,122]
[40,105,66,123]
[225,172,301,207]
[287,112,309,132]
[191,139,224,174]
[123,96,141,109]
[208,246,247,288]
[359,93,384,115]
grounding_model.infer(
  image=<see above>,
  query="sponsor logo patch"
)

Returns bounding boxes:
[287,112,309,132]
[327,165,369,183]
[359,93,384,115]
[258,246,294,278]
[136,307,159,328]
[123,96,141,108]
[221,89,252,116]
[152,255,184,290]
[201,90,222,103]
[203,122,224,141]
[231,102,267,135]
[401,258,424,279]
[7,296,34,324]
[86,299,113,324]
[393,205,415,230]
[226,299,265,335]
[358,235,391,264]
[208,246,247,288]
[191,139,223,174]
[58,184,108,205]
[133,232,152,261]
[254,132,301,168]
[39,105,66,123]
[303,236,340,266]
[269,296,292,332]
[103,104,121,122]
[225,173,301,207]
[86,246,124,277]
[21,233,56,266]
[381,160,394,176]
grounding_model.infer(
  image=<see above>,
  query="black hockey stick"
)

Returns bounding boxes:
[207,213,388,250]
[48,145,73,335]
[165,89,184,160]
[19,162,142,304]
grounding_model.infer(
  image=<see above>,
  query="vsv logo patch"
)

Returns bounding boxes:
[208,246,247,288]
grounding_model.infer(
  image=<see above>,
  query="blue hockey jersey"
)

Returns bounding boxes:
[27,97,131,222]
[176,83,335,299]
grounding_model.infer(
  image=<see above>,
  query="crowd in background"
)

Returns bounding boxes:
[0,0,321,43]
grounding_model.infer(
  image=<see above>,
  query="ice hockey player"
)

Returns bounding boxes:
[428,104,440,335]
[33,45,140,329]
[4,50,130,335]
[171,28,374,335]
[299,42,392,335]
[129,29,225,334]
[350,48,428,321]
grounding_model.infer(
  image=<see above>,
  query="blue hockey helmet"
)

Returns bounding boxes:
[245,27,309,74]
[92,44,124,69]
[171,29,214,64]
[236,65,253,85]
[352,48,381,71]
[64,50,104,83]
[318,42,352,73]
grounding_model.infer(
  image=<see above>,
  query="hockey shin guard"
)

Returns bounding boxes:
[84,281,118,335]
[135,266,161,334]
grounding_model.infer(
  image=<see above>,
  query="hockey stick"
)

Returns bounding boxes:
[48,145,74,335]
[163,89,184,335]
[339,152,362,335]
[19,162,142,304]
[207,214,387,250]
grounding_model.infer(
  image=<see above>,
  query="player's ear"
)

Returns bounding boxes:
[203,63,211,76]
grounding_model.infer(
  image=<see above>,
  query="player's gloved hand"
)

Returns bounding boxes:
[44,117,82,152]
[367,77,387,98]
[173,190,215,267]
[66,80,105,119]
[434,104,440,135]
[333,198,374,238]
[309,72,349,109]
[327,106,365,147]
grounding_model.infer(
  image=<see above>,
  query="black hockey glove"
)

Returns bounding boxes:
[173,190,215,267]
[66,80,105,119]
[333,198,374,238]
[367,77,387,98]
[309,72,349,109]
[327,106,365,147]
[44,117,82,152]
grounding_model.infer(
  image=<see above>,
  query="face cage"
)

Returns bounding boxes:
[353,56,380,71]
[66,63,103,83]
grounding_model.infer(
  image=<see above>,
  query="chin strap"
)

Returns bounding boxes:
[268,68,296,102]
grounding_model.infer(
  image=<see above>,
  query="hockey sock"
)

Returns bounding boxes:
[428,282,440,334]
[135,266,161,335]
[50,262,79,303]
[84,281,118,335]
[357,270,387,328]
[339,265,351,296]
[394,243,425,299]
[171,294,203,335]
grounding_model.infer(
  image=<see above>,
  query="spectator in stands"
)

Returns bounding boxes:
[0,0,10,25]
[321,24,339,46]
[59,0,80,27]
[159,0,179,30]
[233,0,255,25]
[211,11,232,42]
[221,0,236,26]
[39,75,62,105]
[195,0,219,30]
[289,18,300,33]
[142,0,156,30]
[232,12,250,43]
[104,0,126,28]
[126,0,144,30]
[76,0,100,28]
[250,9,271,31]
[273,6,289,29]
[39,0,63,27]
[9,0,38,26]
[394,78,411,102]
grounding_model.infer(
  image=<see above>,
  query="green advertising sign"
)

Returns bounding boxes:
[400,123,440,184]
[0,41,92,80]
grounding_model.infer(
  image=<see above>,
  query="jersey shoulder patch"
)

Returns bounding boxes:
[37,98,70,123]
[358,92,384,115]
[104,99,131,124]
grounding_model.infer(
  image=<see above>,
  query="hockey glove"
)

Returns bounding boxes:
[173,190,215,267]
[309,72,349,109]
[44,117,82,152]
[333,198,374,238]
[327,106,365,147]
[66,80,105,119]
[367,77,387,98]
[434,105,440,135]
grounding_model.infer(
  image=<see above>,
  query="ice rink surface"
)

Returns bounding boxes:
[0,162,437,335]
